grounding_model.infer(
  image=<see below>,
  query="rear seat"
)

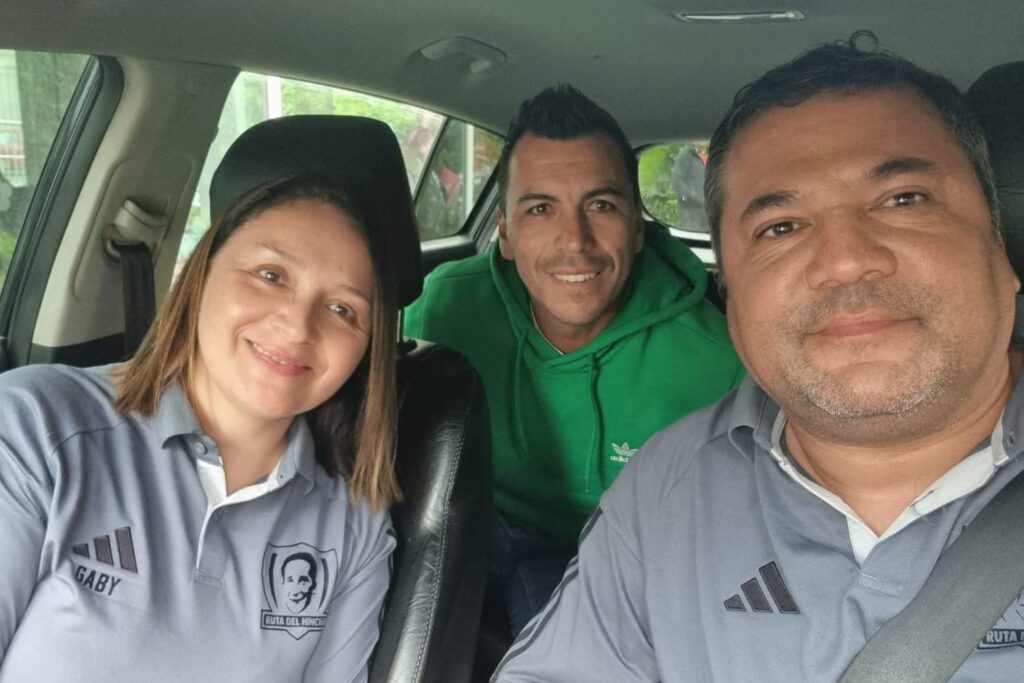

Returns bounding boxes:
[966,62,1024,275]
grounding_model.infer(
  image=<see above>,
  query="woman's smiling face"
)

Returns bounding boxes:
[190,198,374,433]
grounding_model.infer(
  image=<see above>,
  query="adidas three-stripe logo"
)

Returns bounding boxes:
[724,561,799,614]
[71,526,139,573]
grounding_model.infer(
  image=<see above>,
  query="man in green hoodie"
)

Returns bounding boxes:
[403,84,744,634]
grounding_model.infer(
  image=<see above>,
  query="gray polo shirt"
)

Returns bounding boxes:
[0,364,394,682]
[494,372,1024,681]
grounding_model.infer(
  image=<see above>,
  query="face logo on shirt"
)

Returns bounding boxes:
[260,542,338,639]
[978,591,1024,650]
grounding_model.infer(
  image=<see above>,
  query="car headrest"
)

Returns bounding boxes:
[966,62,1024,277]
[209,115,423,306]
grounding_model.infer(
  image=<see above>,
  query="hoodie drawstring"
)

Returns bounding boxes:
[584,354,602,493]
[513,330,603,493]
[512,329,530,460]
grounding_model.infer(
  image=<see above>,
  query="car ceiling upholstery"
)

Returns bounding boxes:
[2,0,1022,143]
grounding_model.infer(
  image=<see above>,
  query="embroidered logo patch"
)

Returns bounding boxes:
[723,561,800,615]
[979,591,1024,650]
[260,543,338,640]
[611,442,638,463]
[70,526,139,598]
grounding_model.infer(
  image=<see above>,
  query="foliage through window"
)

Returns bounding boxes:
[0,49,89,290]
[638,142,710,234]
[181,73,502,268]
[414,120,502,241]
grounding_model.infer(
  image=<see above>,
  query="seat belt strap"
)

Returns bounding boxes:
[839,467,1024,682]
[114,242,155,358]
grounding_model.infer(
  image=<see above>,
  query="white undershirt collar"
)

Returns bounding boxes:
[196,455,285,511]
[768,411,1009,564]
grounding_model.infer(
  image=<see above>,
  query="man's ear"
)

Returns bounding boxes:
[497,209,514,260]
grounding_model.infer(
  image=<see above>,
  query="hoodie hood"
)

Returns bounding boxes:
[490,221,709,362]
[489,221,712,496]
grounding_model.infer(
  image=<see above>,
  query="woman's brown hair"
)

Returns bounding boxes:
[113,176,400,509]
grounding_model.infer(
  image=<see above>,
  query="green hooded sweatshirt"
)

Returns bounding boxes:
[403,224,744,541]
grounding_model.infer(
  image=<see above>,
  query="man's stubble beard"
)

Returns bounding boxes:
[771,281,969,444]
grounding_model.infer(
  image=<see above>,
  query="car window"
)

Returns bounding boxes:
[180,72,501,269]
[414,119,502,241]
[638,142,710,235]
[0,49,90,290]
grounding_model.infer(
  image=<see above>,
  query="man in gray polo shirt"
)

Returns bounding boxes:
[494,40,1024,681]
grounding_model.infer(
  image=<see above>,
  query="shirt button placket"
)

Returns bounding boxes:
[195,507,228,589]
[195,433,224,588]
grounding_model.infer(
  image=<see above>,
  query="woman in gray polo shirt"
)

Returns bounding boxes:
[0,174,401,681]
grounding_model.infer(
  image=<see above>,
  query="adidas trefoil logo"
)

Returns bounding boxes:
[724,561,800,614]
[611,442,638,463]
[70,526,138,597]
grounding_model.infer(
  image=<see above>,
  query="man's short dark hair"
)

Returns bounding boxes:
[496,84,639,209]
[704,32,999,286]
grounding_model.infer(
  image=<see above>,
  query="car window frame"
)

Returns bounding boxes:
[0,55,123,369]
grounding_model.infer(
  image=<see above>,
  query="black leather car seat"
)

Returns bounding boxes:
[211,115,491,683]
[966,61,1024,275]
[376,338,490,682]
